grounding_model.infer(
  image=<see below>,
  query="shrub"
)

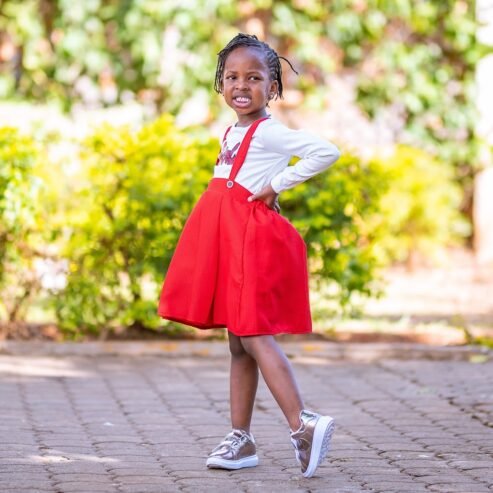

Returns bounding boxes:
[0,127,43,323]
[55,116,392,335]
[374,146,467,268]
[283,153,389,309]
[53,115,217,337]
[3,117,466,337]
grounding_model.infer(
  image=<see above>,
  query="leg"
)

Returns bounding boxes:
[240,335,303,431]
[206,332,259,470]
[240,336,335,478]
[228,331,259,432]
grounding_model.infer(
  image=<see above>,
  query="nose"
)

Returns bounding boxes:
[234,78,248,90]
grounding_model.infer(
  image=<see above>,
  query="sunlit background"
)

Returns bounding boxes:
[1,0,492,344]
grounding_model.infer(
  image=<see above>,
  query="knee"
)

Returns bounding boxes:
[240,335,271,358]
[228,333,247,358]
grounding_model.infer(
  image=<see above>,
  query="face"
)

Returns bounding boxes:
[221,46,278,126]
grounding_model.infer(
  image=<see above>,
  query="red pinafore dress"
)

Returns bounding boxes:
[158,117,312,336]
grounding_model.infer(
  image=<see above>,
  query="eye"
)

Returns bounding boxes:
[249,76,260,80]
[225,75,236,80]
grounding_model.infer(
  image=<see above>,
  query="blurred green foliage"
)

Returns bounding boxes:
[53,117,464,335]
[0,0,485,336]
[53,116,390,335]
[283,153,389,307]
[0,117,468,336]
[0,127,42,321]
[53,116,217,336]
[375,146,467,267]
[0,0,486,180]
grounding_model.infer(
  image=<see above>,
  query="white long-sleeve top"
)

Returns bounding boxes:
[214,116,340,194]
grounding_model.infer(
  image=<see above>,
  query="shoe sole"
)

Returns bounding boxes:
[206,454,259,470]
[303,416,335,478]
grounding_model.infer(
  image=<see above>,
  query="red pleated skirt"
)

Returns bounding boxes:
[158,178,312,336]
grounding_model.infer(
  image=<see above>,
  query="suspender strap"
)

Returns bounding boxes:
[215,126,233,164]
[222,126,232,142]
[228,117,270,183]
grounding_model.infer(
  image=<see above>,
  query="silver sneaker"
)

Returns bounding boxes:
[206,429,259,470]
[290,410,335,478]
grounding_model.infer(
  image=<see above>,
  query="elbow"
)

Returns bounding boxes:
[322,144,341,168]
[331,144,341,163]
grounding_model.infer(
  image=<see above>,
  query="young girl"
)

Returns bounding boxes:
[158,33,340,478]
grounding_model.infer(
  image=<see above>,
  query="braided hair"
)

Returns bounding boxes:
[214,33,298,100]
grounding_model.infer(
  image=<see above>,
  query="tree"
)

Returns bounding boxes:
[1,0,486,221]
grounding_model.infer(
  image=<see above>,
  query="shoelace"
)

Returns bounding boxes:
[223,430,249,451]
[291,437,302,463]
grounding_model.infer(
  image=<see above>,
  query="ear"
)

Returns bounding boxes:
[268,80,279,100]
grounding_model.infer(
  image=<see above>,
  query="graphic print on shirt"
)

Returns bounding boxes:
[217,141,240,166]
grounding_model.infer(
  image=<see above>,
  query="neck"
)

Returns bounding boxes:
[235,112,270,127]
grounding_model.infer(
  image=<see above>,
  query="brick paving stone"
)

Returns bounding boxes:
[0,480,54,490]
[331,457,386,466]
[439,453,488,460]
[51,482,120,493]
[241,480,308,492]
[106,461,163,471]
[0,458,43,466]
[44,463,109,474]
[399,466,462,476]
[0,464,48,473]
[0,471,52,482]
[349,466,404,476]
[310,488,372,493]
[117,482,180,493]
[331,450,382,459]
[430,445,490,453]
[448,460,493,470]
[182,486,244,493]
[414,473,486,482]
[38,446,97,454]
[40,440,95,448]
[5,490,54,493]
[119,475,176,483]
[367,442,429,451]
[426,484,492,493]
[167,470,236,480]
[176,477,246,489]
[470,470,493,481]
[49,473,114,482]
[1,346,493,492]
[110,468,166,477]
[363,481,430,491]
[376,490,425,493]
[96,455,156,463]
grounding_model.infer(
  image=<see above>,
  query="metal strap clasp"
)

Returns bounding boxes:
[226,180,234,188]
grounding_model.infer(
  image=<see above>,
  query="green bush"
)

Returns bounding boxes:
[53,115,217,337]
[374,146,467,267]
[0,127,43,322]
[284,153,389,308]
[53,115,393,335]
[1,117,467,337]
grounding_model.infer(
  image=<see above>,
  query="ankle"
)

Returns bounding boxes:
[232,425,250,434]
[289,413,303,434]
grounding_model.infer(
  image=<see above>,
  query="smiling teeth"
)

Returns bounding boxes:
[235,97,250,102]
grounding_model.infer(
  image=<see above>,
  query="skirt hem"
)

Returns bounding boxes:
[158,312,312,337]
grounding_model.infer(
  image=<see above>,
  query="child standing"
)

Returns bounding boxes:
[158,33,340,478]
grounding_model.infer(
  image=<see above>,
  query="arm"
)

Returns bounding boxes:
[262,123,341,194]
[247,183,280,212]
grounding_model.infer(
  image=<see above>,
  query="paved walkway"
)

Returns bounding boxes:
[1,342,493,493]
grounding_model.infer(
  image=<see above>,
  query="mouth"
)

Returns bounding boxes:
[233,96,251,107]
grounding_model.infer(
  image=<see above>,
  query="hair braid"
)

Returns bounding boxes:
[214,33,298,99]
